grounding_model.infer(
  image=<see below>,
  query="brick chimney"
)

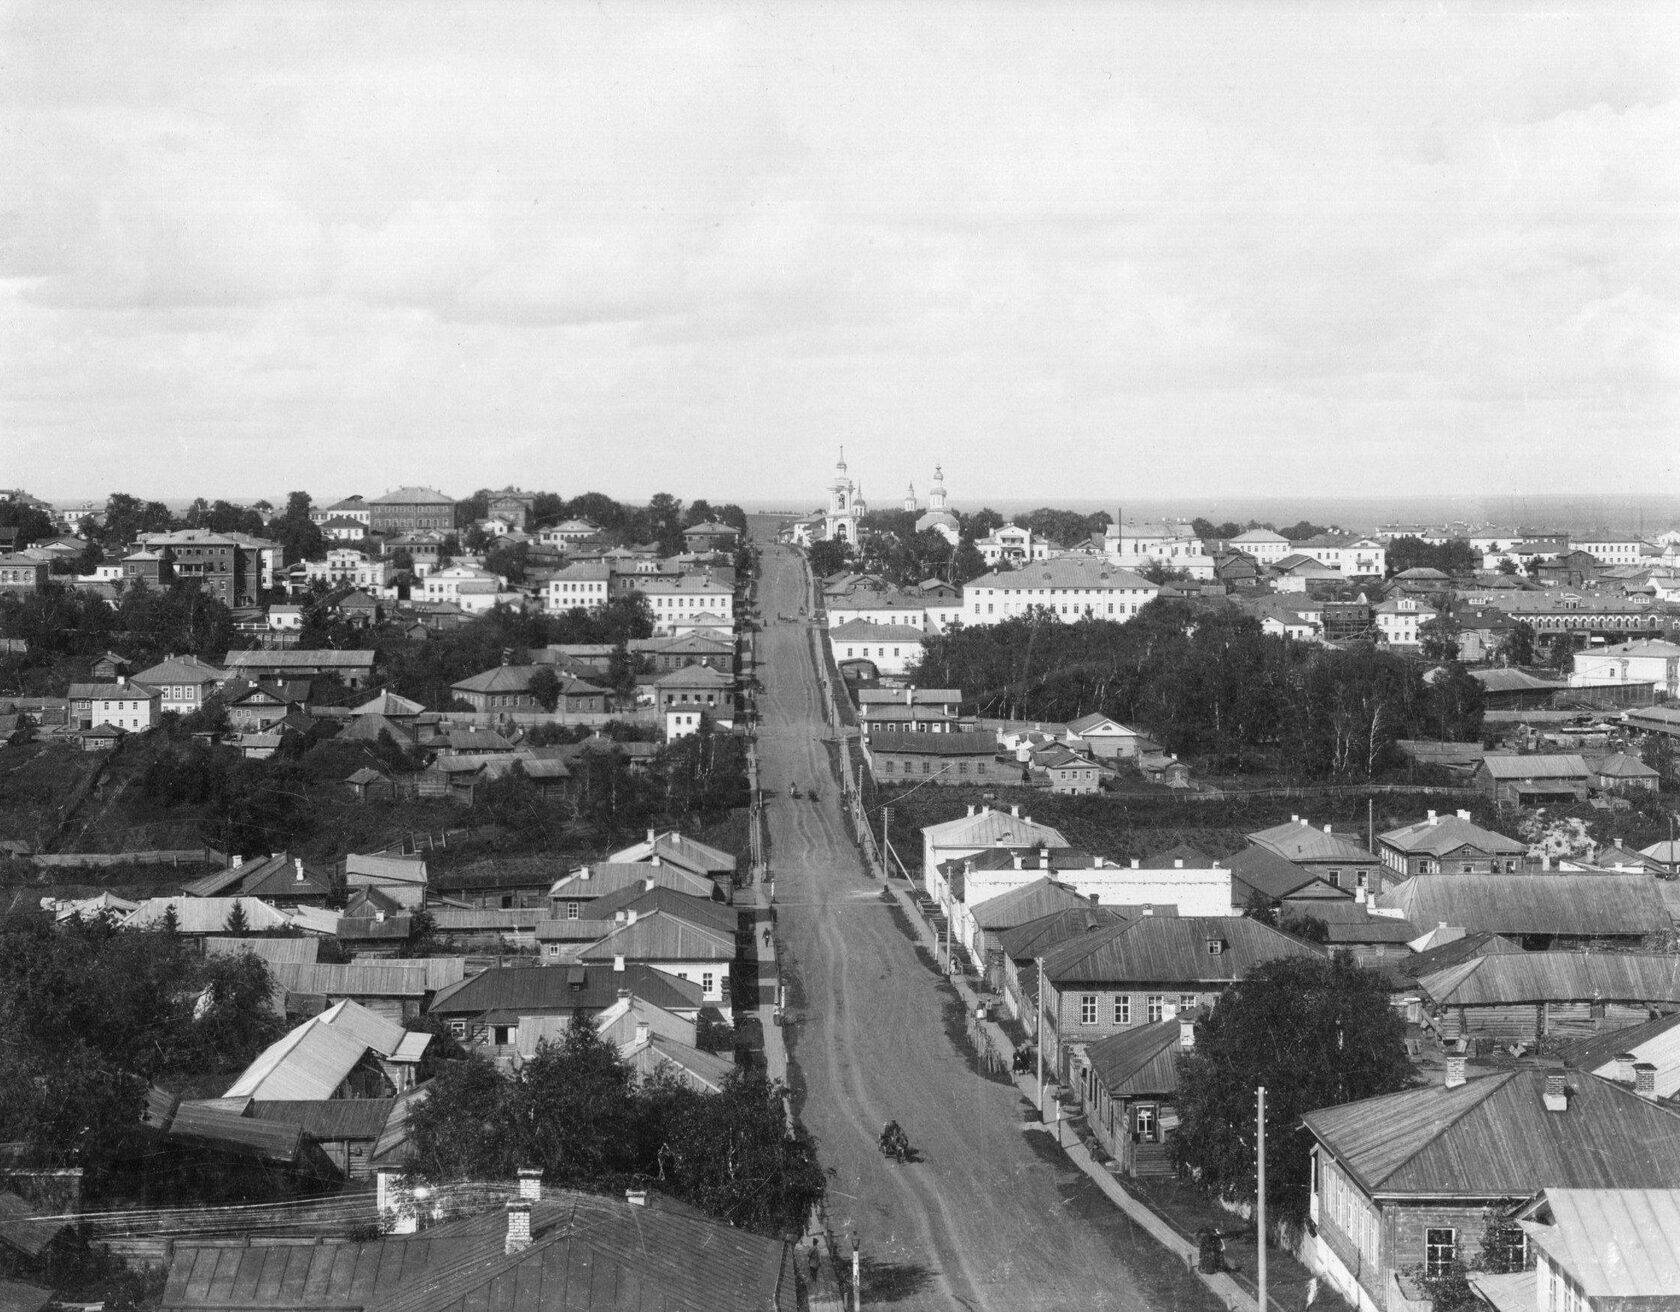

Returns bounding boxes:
[1613,1053,1637,1084]
[1543,1072,1569,1112]
[1444,1054,1466,1088]
[1634,1062,1658,1101]
[294,858,306,882]
[1173,859,1183,869]
[1130,858,1140,869]
[625,1187,648,1207]
[613,955,625,972]
[517,1167,543,1201]
[504,1200,533,1254]
[579,866,591,881]
[1427,810,1438,825]
[1011,804,1021,818]
[1456,810,1472,821]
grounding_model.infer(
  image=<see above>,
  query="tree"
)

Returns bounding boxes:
[1503,620,1535,667]
[1277,520,1331,542]
[951,538,987,586]
[1173,956,1413,1224]
[807,539,851,578]
[1419,612,1462,663]
[267,492,324,566]
[404,1053,516,1183]
[528,666,561,712]
[224,902,250,936]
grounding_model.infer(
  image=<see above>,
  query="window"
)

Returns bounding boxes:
[1113,995,1130,1024]
[1425,1228,1456,1277]
[1146,995,1163,1022]
[1134,1103,1157,1141]
[702,972,714,996]
[1080,994,1098,1025]
[567,901,581,920]
[1326,870,1341,888]
[1206,938,1224,955]
[1179,994,1196,1011]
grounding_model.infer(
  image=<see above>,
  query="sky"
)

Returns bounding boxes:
[2,1,1676,508]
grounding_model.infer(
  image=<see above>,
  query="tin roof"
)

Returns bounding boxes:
[992,904,1133,962]
[1418,952,1680,1007]
[1522,1189,1680,1298]
[1085,1021,1184,1099]
[578,911,737,964]
[1042,916,1319,986]
[1378,814,1525,857]
[1377,873,1668,937]
[969,878,1092,931]
[1480,753,1591,780]
[246,1099,395,1142]
[1303,1070,1680,1198]
[426,962,703,1017]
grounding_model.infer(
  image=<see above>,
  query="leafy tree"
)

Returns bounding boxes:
[957,508,1005,540]
[1277,520,1331,542]
[0,495,55,549]
[653,1070,824,1235]
[1173,956,1414,1223]
[1277,909,1328,944]
[513,1015,641,1182]
[1503,620,1535,667]
[405,1053,516,1183]
[267,492,324,566]
[1419,612,1462,663]
[951,538,987,586]
[806,539,851,578]
[528,666,561,712]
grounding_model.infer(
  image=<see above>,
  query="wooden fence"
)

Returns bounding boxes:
[32,846,228,869]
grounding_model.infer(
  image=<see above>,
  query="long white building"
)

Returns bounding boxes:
[962,557,1160,626]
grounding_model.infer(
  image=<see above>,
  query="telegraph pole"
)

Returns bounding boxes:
[1257,1086,1268,1312]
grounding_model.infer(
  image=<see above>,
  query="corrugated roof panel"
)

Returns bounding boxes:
[1379,873,1667,937]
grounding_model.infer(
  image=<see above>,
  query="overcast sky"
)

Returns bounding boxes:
[3,1,1675,507]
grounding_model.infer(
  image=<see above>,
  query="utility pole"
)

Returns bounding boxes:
[1257,1086,1268,1312]
[1036,957,1046,1122]
[851,1233,861,1312]
[881,806,890,877]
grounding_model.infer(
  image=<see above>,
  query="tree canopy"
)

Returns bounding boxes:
[406,1018,823,1237]
[1173,956,1414,1223]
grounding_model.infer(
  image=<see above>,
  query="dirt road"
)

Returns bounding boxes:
[752,535,1221,1312]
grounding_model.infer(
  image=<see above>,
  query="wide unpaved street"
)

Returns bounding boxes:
[751,533,1221,1312]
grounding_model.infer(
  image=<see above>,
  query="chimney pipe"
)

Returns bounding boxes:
[1012,853,1022,870]
[627,908,637,924]
[616,987,630,1000]
[1174,859,1183,869]
[295,858,305,882]
[504,1201,533,1254]
[625,1187,647,1207]
[635,1021,649,1044]
[1130,858,1139,869]
[647,828,656,845]
[1456,810,1471,821]
[1011,804,1020,818]
[613,955,625,972]
[1427,810,1438,825]
[967,804,976,817]
[1635,1063,1658,1100]
[517,1168,543,1201]
[1179,1013,1196,1050]
[1356,887,1368,905]
[1613,1053,1637,1084]
[1444,1054,1466,1089]
[1543,1073,1569,1112]
[644,877,656,892]
[1323,824,1332,834]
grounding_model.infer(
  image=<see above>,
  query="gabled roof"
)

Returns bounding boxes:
[1379,814,1525,856]
[1394,930,1522,981]
[1303,1069,1680,1198]
[1041,915,1320,986]
[1417,953,1680,1007]
[346,853,428,886]
[969,877,1092,931]
[827,619,927,643]
[124,897,295,933]
[1066,712,1135,736]
[1086,1021,1184,1099]
[269,962,434,999]
[1227,846,1347,902]
[651,663,733,688]
[549,862,720,902]
[1593,752,1659,779]
[225,650,375,670]
[1521,1189,1680,1299]
[605,831,737,878]
[578,911,737,964]
[869,730,996,756]
[1555,1009,1680,1078]
[1248,819,1376,864]
[1376,873,1668,937]
[185,853,334,900]
[992,904,1134,962]
[426,962,704,1016]
[584,885,740,937]
[922,806,1070,851]
[352,691,426,717]
[370,487,454,505]
[1479,753,1591,780]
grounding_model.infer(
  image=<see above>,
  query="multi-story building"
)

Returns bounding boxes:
[126,529,271,607]
[632,574,735,636]
[131,655,228,714]
[309,495,370,526]
[486,487,537,529]
[1227,528,1293,564]
[1292,534,1387,577]
[0,554,49,593]
[1103,521,1214,577]
[1571,534,1646,566]
[1376,809,1526,876]
[545,561,612,613]
[366,487,455,535]
[302,548,394,592]
[1570,639,1680,700]
[1372,596,1436,649]
[963,557,1159,626]
[977,523,1051,566]
[68,679,161,732]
